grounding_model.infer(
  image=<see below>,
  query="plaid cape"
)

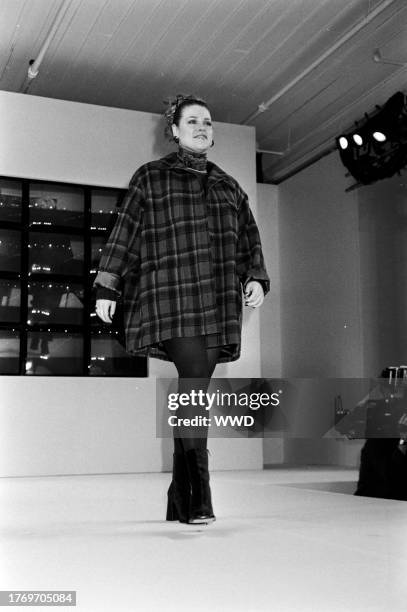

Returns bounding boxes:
[94,152,270,363]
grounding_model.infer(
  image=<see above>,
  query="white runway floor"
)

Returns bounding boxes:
[1,467,406,612]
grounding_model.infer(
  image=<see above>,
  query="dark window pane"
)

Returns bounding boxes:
[28,281,84,325]
[0,175,146,378]
[28,232,84,276]
[29,184,84,228]
[0,229,21,272]
[0,179,22,223]
[0,279,21,322]
[91,189,120,231]
[0,330,20,374]
[90,235,107,273]
[26,332,83,375]
[90,331,147,376]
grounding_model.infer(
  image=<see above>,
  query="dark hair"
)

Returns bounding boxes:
[163,94,210,141]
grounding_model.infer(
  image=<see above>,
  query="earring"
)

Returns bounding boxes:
[211,139,215,147]
[174,136,180,144]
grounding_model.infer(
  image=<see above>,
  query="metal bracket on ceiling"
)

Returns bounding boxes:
[372,48,407,67]
[241,0,399,126]
[256,128,291,157]
[257,148,285,156]
[20,0,72,93]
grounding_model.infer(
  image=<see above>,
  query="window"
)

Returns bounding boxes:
[0,177,147,376]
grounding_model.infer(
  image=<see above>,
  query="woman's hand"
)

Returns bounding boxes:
[244,281,264,308]
[95,299,116,323]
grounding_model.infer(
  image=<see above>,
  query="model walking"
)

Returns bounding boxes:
[94,94,269,524]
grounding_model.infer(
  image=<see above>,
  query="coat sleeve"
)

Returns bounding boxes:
[236,187,270,295]
[93,172,144,297]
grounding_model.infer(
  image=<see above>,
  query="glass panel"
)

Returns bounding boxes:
[28,232,84,276]
[89,330,147,376]
[29,184,84,228]
[0,179,22,223]
[28,281,84,325]
[0,329,20,374]
[0,229,21,272]
[90,235,107,274]
[91,189,120,231]
[0,279,21,322]
[26,332,83,375]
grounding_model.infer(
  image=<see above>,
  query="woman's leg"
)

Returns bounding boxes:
[163,336,220,523]
[162,336,220,451]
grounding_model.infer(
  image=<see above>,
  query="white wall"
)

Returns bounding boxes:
[256,176,363,468]
[358,177,407,377]
[274,150,407,468]
[261,151,405,468]
[257,184,281,379]
[277,152,364,466]
[278,152,363,379]
[257,183,284,465]
[0,91,263,477]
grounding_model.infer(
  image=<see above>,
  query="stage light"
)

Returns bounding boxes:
[373,131,386,142]
[338,136,348,150]
[336,91,407,189]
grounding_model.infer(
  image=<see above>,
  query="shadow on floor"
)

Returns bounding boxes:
[281,481,357,494]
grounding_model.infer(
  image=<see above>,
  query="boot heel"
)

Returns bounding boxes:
[185,448,216,524]
[166,500,179,521]
[166,483,179,521]
[165,453,191,523]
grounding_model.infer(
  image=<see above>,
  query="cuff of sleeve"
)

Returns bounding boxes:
[96,286,118,301]
[93,271,122,296]
[243,276,270,295]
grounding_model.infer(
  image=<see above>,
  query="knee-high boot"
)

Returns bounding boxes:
[166,452,190,523]
[184,448,216,524]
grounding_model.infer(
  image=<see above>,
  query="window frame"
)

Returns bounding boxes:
[0,175,147,377]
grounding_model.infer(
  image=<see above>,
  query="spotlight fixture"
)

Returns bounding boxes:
[336,91,407,190]
[338,136,349,150]
[372,131,386,142]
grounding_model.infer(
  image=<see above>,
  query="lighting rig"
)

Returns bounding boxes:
[336,91,407,192]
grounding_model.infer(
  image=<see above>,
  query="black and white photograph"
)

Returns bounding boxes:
[1,1,407,610]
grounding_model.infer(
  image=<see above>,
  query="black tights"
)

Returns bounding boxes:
[162,336,220,452]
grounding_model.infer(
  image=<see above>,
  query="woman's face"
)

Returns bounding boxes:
[172,104,213,153]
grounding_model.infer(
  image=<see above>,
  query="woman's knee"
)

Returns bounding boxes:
[177,362,211,378]
[163,336,211,378]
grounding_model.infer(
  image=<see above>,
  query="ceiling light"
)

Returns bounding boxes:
[338,136,348,150]
[336,91,407,189]
[373,131,386,142]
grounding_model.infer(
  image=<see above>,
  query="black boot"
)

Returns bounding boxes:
[184,448,216,524]
[166,452,190,523]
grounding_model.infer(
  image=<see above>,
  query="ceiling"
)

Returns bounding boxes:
[1,0,407,183]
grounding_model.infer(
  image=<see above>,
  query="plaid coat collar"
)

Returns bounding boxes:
[155,152,237,188]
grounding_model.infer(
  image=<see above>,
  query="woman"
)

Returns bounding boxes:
[94,94,270,525]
